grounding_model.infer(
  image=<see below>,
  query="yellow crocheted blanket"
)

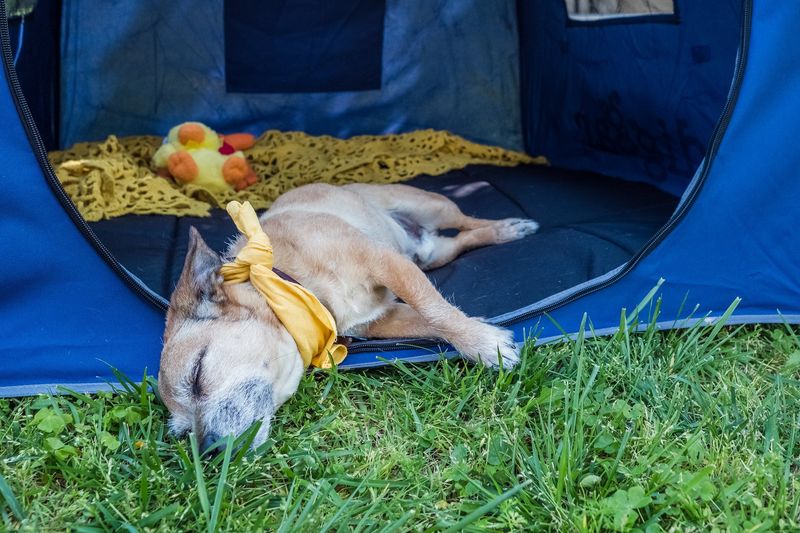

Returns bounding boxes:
[49,129,545,221]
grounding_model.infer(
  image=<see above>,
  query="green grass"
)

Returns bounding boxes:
[1,310,800,531]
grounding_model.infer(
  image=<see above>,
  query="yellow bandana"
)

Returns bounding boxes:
[220,201,347,368]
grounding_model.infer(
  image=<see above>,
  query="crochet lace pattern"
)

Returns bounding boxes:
[49,129,546,221]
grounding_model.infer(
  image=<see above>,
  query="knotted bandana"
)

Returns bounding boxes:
[220,201,347,368]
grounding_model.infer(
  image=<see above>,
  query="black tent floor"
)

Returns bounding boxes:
[89,164,678,319]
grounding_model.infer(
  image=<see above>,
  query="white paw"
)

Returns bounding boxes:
[493,218,540,243]
[456,322,520,369]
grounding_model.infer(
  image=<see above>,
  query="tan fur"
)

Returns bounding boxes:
[159,183,538,450]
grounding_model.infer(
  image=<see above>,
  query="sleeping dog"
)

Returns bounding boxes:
[158,183,539,451]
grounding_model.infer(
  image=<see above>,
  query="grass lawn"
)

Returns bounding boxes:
[1,311,799,531]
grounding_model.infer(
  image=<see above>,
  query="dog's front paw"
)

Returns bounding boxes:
[456,323,520,369]
[493,218,540,243]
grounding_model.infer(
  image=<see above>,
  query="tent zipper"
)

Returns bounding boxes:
[0,1,169,310]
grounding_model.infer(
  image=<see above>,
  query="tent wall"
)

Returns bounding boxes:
[0,14,165,394]
[506,0,800,344]
[6,1,59,150]
[59,0,522,150]
[518,0,742,195]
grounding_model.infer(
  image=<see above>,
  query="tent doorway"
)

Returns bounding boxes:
[2,0,746,373]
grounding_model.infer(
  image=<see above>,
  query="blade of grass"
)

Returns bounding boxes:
[189,432,211,525]
[0,472,24,520]
[440,480,533,532]
[208,435,234,533]
[379,509,416,533]
[137,503,180,528]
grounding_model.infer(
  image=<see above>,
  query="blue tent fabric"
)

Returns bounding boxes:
[224,0,386,93]
[0,41,166,394]
[6,0,59,149]
[58,0,523,150]
[1,0,800,395]
[508,0,800,344]
[519,0,742,196]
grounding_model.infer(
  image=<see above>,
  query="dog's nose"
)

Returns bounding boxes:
[201,432,223,455]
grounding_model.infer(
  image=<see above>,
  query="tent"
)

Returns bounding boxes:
[1,0,798,396]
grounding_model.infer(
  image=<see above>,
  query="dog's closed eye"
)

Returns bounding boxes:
[189,347,207,399]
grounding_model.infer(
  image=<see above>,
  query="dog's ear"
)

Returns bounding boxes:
[187,227,223,290]
[172,227,225,310]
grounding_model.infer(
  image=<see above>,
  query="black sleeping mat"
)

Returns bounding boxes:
[89,164,678,318]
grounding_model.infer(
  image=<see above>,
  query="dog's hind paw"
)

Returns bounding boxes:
[493,218,540,243]
[456,323,520,369]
